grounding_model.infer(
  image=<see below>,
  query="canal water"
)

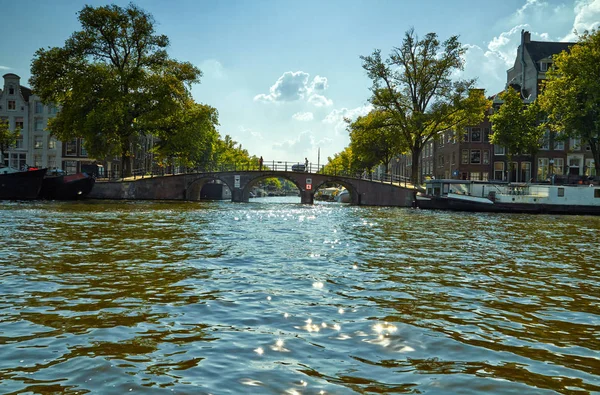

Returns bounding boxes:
[0,197,599,394]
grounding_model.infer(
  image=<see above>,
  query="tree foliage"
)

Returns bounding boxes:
[348,110,406,174]
[30,3,202,177]
[361,28,490,183]
[0,120,20,163]
[489,87,544,181]
[322,146,359,176]
[151,101,219,168]
[538,28,600,175]
[213,135,257,168]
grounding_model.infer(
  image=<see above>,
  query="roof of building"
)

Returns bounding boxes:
[525,41,573,65]
[19,85,32,102]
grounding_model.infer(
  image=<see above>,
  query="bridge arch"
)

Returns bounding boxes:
[185,175,234,201]
[312,177,359,204]
[243,173,304,199]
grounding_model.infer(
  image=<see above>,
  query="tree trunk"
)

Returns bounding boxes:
[121,151,133,178]
[410,147,422,186]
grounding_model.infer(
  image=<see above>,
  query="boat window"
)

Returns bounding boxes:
[433,186,441,197]
[595,189,600,198]
[557,188,564,197]
[443,184,449,195]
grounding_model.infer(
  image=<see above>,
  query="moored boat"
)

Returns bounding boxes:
[0,166,47,200]
[39,170,95,200]
[417,179,600,215]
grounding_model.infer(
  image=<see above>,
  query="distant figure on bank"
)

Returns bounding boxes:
[305,158,309,172]
[259,156,263,171]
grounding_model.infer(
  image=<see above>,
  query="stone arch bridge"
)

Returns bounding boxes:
[90,170,414,207]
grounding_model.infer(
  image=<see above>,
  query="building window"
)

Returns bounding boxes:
[494,162,505,180]
[569,138,581,151]
[33,154,42,167]
[48,105,58,115]
[48,137,57,150]
[462,131,469,142]
[438,154,444,167]
[48,155,56,169]
[15,117,24,130]
[10,153,27,169]
[540,61,552,71]
[8,100,16,111]
[494,145,505,155]
[64,160,77,174]
[439,135,444,148]
[554,139,564,150]
[34,118,43,131]
[451,152,456,165]
[461,149,469,164]
[8,86,15,95]
[35,101,44,114]
[80,142,88,157]
[585,159,596,176]
[65,139,77,156]
[34,135,43,149]
[521,162,531,182]
[471,128,481,142]
[482,150,490,165]
[15,134,24,149]
[470,172,481,180]
[540,130,550,150]
[470,150,481,164]
[538,158,549,181]
[553,158,564,175]
[482,172,489,181]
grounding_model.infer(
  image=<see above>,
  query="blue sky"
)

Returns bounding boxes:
[1,0,599,164]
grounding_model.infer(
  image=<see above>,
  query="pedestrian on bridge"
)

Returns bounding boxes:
[259,156,263,171]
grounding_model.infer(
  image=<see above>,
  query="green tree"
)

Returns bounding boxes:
[489,87,544,181]
[349,110,406,175]
[0,120,20,164]
[30,3,201,177]
[322,146,359,176]
[213,135,256,169]
[538,29,600,176]
[152,101,219,169]
[361,28,490,184]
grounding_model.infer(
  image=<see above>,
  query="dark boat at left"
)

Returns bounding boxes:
[39,170,95,200]
[0,166,47,200]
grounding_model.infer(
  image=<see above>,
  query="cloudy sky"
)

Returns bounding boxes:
[1,0,599,164]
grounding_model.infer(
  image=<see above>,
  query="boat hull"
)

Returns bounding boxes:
[418,195,600,215]
[39,173,95,200]
[0,168,47,200]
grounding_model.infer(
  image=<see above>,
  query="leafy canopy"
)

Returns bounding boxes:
[29,3,202,176]
[538,28,600,175]
[348,111,406,174]
[361,28,490,183]
[0,119,21,161]
[489,87,544,162]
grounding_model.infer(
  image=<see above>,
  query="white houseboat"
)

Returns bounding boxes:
[417,179,600,215]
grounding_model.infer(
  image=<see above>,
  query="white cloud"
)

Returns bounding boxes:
[310,75,328,91]
[307,94,333,107]
[564,0,600,40]
[292,112,314,121]
[199,59,226,80]
[272,130,315,153]
[254,71,333,105]
[322,105,373,136]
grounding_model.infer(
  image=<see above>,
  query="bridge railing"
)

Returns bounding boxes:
[96,160,413,187]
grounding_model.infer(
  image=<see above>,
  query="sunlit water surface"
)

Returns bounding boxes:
[0,197,599,394]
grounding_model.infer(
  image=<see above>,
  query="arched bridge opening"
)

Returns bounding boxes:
[185,176,233,201]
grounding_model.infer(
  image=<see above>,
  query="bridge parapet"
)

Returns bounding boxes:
[90,170,415,207]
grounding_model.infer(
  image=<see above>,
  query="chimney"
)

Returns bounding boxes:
[522,30,531,44]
